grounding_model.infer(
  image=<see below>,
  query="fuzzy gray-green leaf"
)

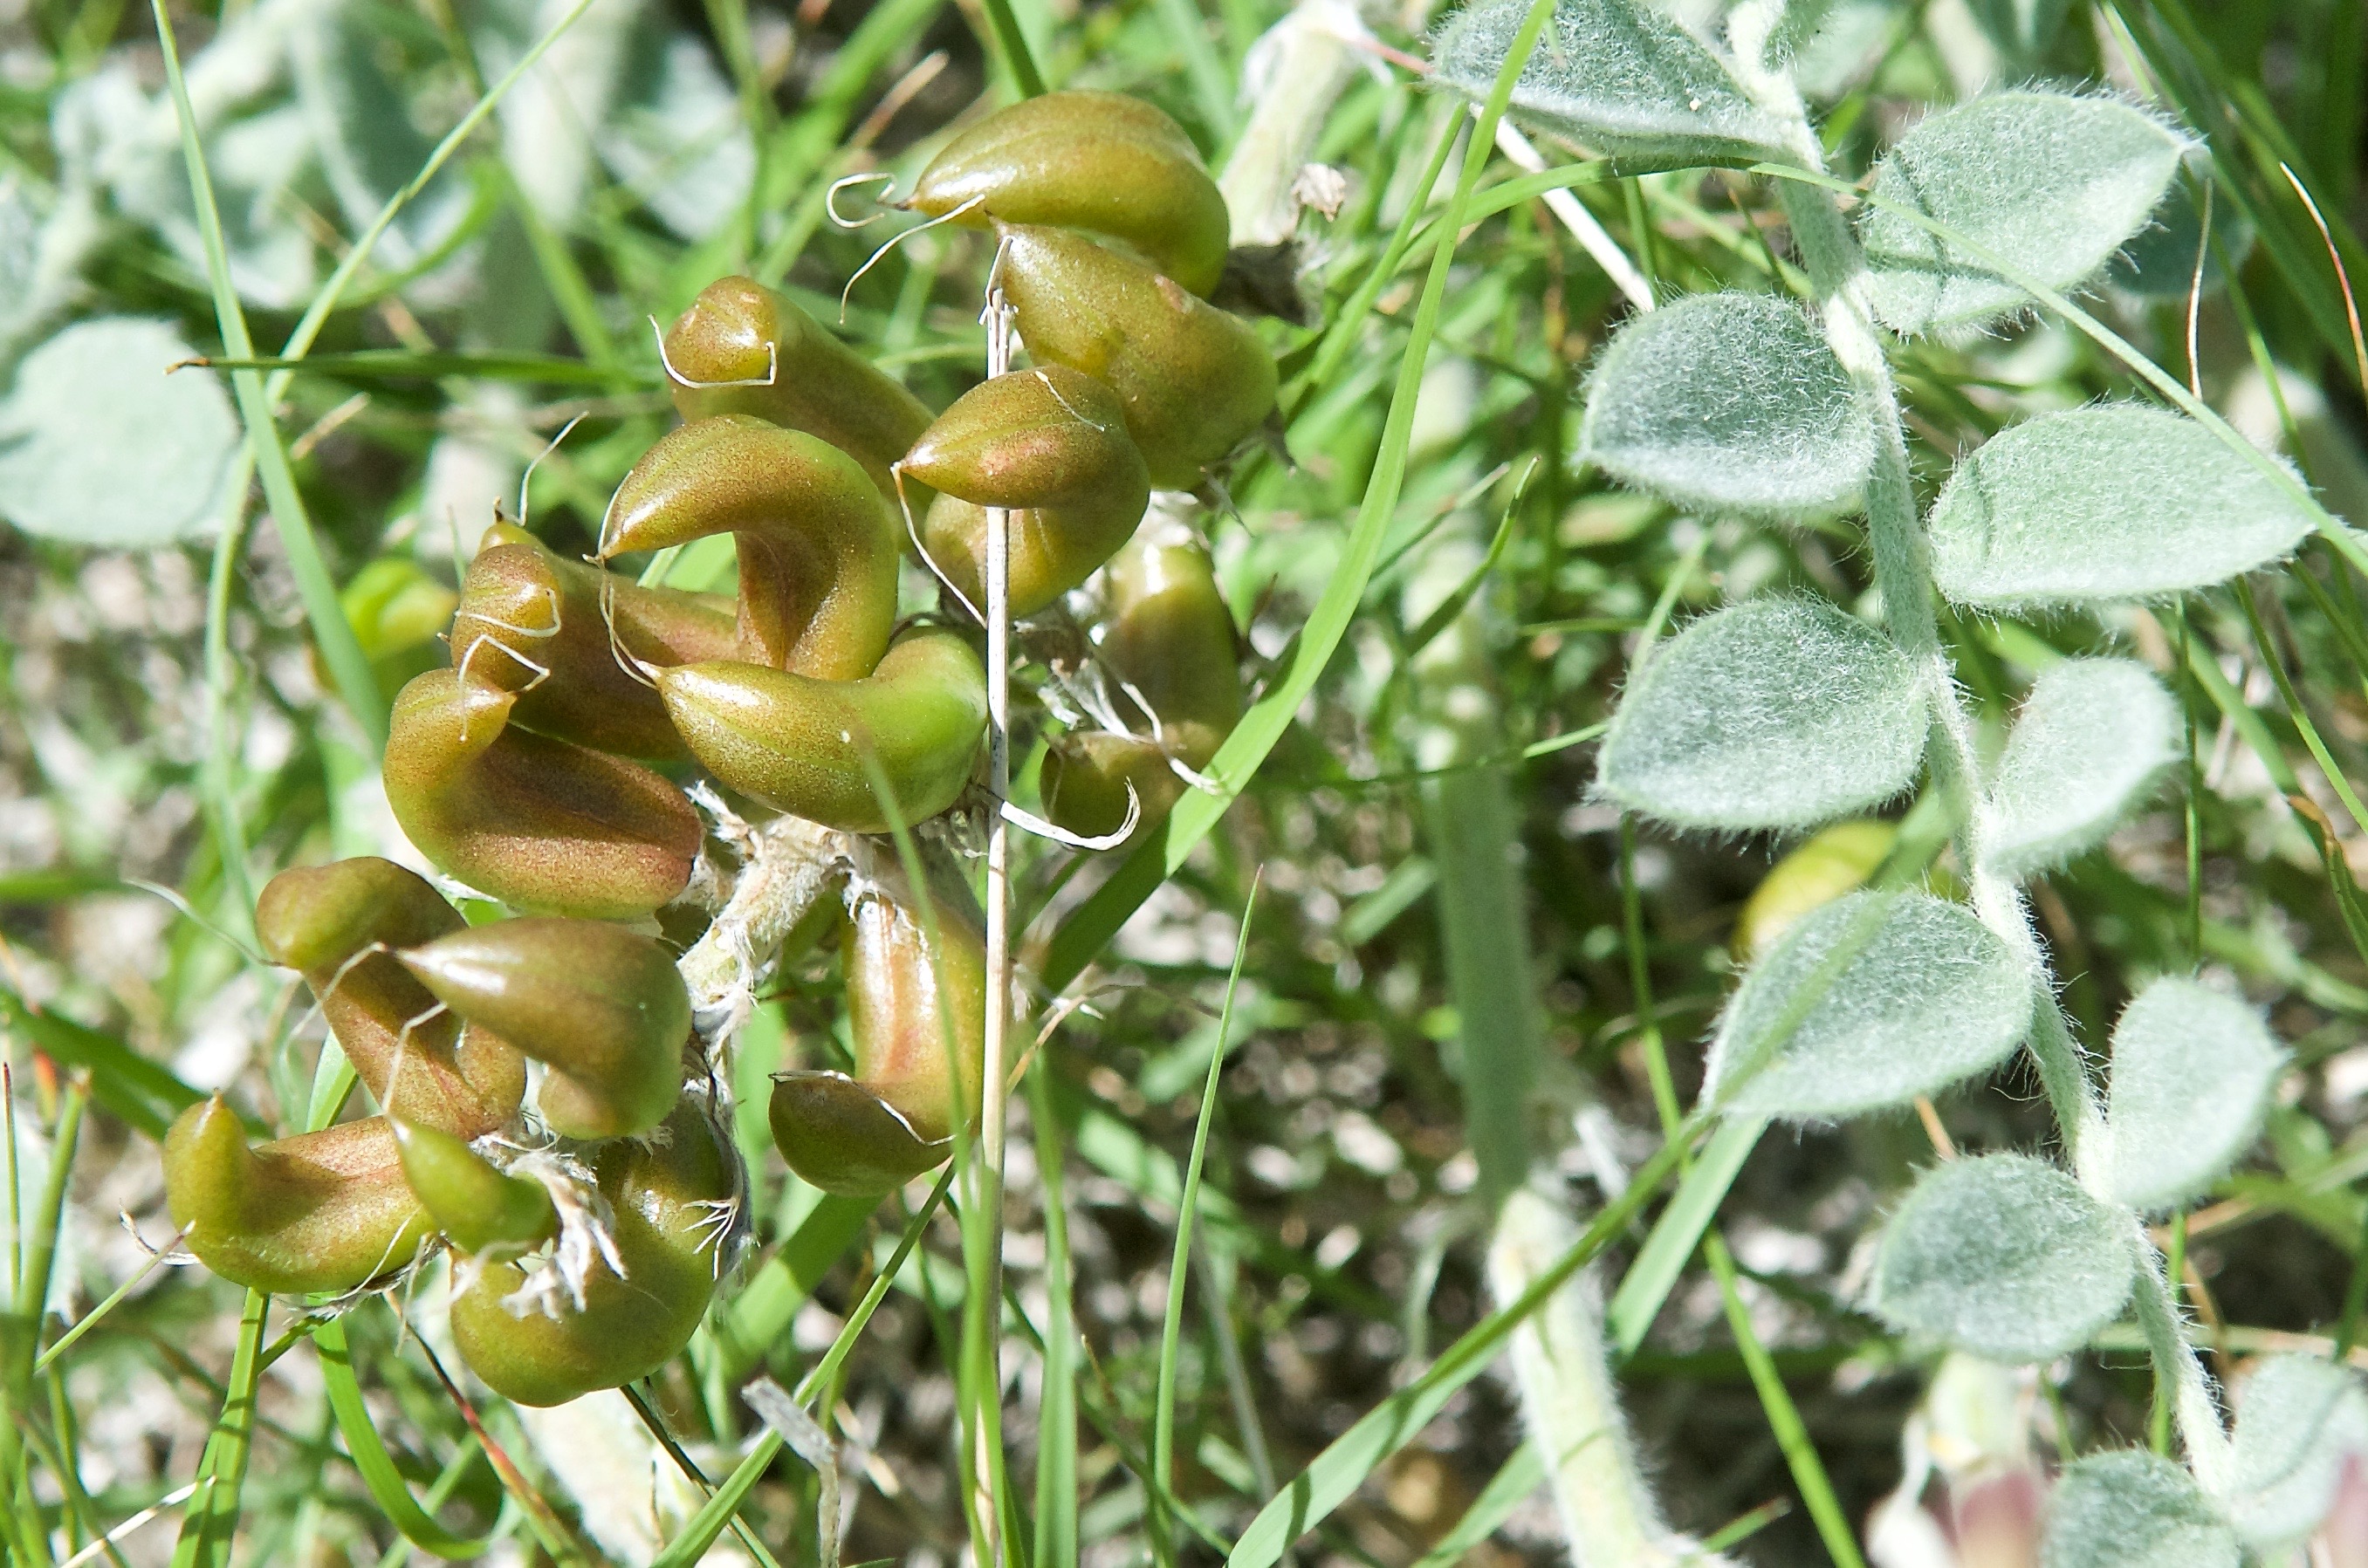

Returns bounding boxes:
[1980,659,2179,879]
[1858,91,2187,334]
[1581,293,1874,522]
[1596,597,1926,832]
[1928,406,2313,607]
[1871,1153,2132,1365]
[2227,1356,2368,1550]
[2040,1451,2239,1568]
[1430,0,1788,165]
[1706,891,2030,1120]
[2102,977,2285,1212]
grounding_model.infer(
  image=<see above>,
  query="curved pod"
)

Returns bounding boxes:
[398,918,691,1140]
[385,670,701,920]
[655,627,988,832]
[903,366,1151,617]
[907,90,1230,298]
[771,861,987,1194]
[452,522,738,759]
[163,1100,431,1295]
[449,1104,734,1406]
[254,859,523,1137]
[604,415,900,680]
[998,224,1277,488]
[392,1120,559,1257]
[660,276,933,498]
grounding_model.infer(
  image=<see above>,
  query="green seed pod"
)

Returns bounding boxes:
[603,415,900,680]
[397,918,691,1140]
[390,1120,559,1257]
[654,627,988,833]
[1040,533,1241,845]
[771,858,986,1195]
[162,1100,432,1295]
[906,90,1231,298]
[452,521,738,760]
[253,859,524,1137]
[902,366,1150,617]
[998,223,1278,488]
[660,276,934,499]
[384,669,701,920]
[1040,730,1184,842]
[449,1102,734,1407]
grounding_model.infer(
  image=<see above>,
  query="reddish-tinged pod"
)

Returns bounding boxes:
[654,627,988,833]
[398,918,691,1140]
[998,224,1278,488]
[603,416,900,680]
[901,366,1150,616]
[660,276,933,499]
[770,857,986,1195]
[384,670,701,920]
[451,521,738,759]
[905,90,1231,298]
[163,1101,432,1295]
[253,859,523,1136]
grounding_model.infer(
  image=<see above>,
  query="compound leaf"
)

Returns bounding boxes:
[1928,405,2313,607]
[1859,91,2187,334]
[0,317,240,546]
[1597,596,1926,832]
[2102,977,2285,1212]
[1871,1153,2133,1365]
[1706,890,2030,1120]
[2041,1451,2239,1568]
[1431,0,1788,164]
[1980,659,2179,878]
[2227,1356,2368,1550]
[1581,292,1874,522]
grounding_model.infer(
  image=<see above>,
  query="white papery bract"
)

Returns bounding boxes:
[1857,91,2186,335]
[1596,597,1926,832]
[1706,891,2029,1120]
[1928,406,2313,607]
[1871,1154,2132,1365]
[2040,1451,2240,1568]
[2227,1356,2368,1551]
[2100,977,2285,1212]
[1429,0,1788,165]
[1579,292,1874,522]
[1979,659,2179,879]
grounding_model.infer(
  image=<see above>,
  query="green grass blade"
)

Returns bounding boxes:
[1029,1059,1080,1568]
[1401,1444,1546,1568]
[196,351,649,387]
[148,0,385,750]
[1607,1116,1766,1357]
[315,1318,491,1560]
[715,1194,881,1383]
[0,992,202,1142]
[168,1289,268,1568]
[1701,1232,1865,1568]
[1150,880,1260,1558]
[979,0,1048,96]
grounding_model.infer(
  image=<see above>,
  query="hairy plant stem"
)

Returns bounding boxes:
[1726,0,2232,1482]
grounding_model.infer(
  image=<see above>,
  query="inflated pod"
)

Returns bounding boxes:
[253,859,523,1138]
[905,90,1231,298]
[384,669,701,920]
[901,366,1151,617]
[653,627,988,833]
[603,416,900,680]
[449,1102,734,1407]
[770,859,987,1195]
[162,1100,431,1295]
[660,276,934,498]
[397,919,691,1141]
[451,521,738,760]
[997,224,1277,488]
[1041,534,1243,843]
[391,1120,558,1258]
[1732,819,1899,962]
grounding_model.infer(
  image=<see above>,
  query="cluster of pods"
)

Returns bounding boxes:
[159,90,1274,1404]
